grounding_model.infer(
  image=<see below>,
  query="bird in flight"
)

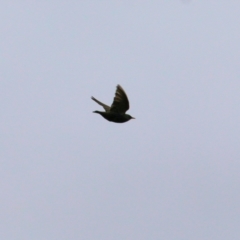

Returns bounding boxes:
[91,85,135,123]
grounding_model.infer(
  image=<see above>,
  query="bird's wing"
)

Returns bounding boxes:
[110,85,129,113]
[91,97,111,112]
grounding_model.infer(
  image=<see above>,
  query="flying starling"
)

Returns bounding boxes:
[91,85,135,123]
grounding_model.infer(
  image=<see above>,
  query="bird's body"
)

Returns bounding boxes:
[93,111,133,123]
[91,85,135,123]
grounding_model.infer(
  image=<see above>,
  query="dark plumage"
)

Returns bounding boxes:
[91,85,135,123]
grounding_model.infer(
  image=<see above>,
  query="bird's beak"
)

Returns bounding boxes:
[131,117,135,119]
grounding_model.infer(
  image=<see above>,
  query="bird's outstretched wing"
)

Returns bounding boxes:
[91,97,111,112]
[110,85,129,113]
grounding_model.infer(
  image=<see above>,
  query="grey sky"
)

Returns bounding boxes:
[1,2,240,240]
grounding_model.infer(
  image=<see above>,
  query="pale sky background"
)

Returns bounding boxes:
[1,1,240,240]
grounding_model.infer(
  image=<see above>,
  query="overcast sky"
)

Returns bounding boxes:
[1,1,240,240]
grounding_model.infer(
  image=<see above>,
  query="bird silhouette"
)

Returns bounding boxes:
[91,85,135,123]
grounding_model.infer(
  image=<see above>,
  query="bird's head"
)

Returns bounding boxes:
[126,114,135,121]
